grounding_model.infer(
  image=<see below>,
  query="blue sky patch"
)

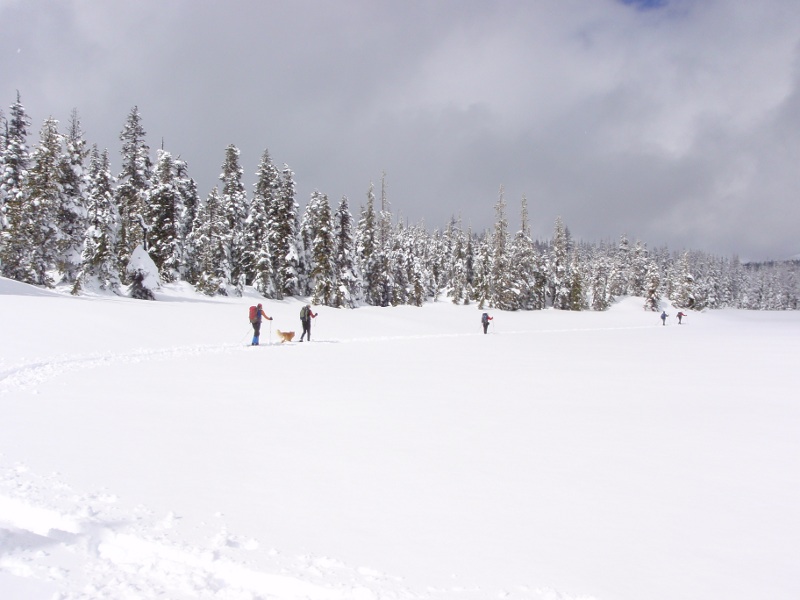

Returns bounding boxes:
[621,0,668,9]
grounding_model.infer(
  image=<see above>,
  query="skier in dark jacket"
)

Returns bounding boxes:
[481,312,493,334]
[251,303,273,346]
[660,311,668,326]
[299,304,317,342]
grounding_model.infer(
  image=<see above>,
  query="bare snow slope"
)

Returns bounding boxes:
[2,278,799,600]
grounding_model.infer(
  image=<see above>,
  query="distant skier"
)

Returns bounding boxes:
[249,303,273,346]
[676,311,686,324]
[299,304,317,342]
[481,312,493,334]
[660,311,668,326]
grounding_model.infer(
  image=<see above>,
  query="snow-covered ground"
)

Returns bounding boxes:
[1,277,799,600]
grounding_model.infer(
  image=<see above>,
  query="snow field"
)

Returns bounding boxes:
[1,278,799,599]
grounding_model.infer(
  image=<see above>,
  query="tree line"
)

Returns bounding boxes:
[1,93,797,311]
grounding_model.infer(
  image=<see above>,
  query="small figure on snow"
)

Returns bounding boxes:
[660,311,668,326]
[481,312,493,334]
[250,303,273,345]
[299,304,318,342]
[676,311,686,324]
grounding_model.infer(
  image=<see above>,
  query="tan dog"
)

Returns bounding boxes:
[275,330,295,343]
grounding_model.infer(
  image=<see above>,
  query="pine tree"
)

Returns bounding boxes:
[371,173,395,307]
[56,109,89,284]
[245,150,278,296]
[0,92,32,281]
[628,241,648,297]
[190,187,231,296]
[407,226,428,306]
[464,228,476,303]
[175,156,200,282]
[567,251,587,310]
[549,216,571,310]
[490,186,518,310]
[147,149,181,282]
[449,223,468,305]
[608,234,630,297]
[73,146,121,294]
[472,236,492,309]
[219,144,248,294]
[0,107,6,229]
[25,117,64,286]
[390,222,409,306]
[643,257,661,311]
[115,106,152,271]
[510,196,537,310]
[266,164,300,297]
[304,191,337,306]
[357,183,381,305]
[590,249,613,311]
[672,252,696,308]
[333,195,360,307]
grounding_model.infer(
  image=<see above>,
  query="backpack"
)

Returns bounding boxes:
[300,305,309,320]
[481,312,489,324]
[249,306,258,323]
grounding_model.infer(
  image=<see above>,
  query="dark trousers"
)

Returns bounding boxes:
[482,322,489,334]
[300,319,311,341]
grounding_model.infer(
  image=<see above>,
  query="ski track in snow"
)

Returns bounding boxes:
[0,323,655,395]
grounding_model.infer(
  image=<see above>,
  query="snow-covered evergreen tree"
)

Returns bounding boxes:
[369,174,395,307]
[357,183,382,306]
[25,117,64,286]
[549,217,571,310]
[608,234,630,298]
[190,187,231,296]
[628,241,649,297]
[449,223,468,305]
[127,244,159,300]
[672,252,696,308]
[390,223,409,306]
[590,248,613,311]
[567,251,587,310]
[146,149,181,282]
[472,236,492,309]
[464,228,476,303]
[0,107,5,227]
[510,196,537,310]
[268,164,300,297]
[73,146,120,294]
[115,106,152,273]
[643,257,661,311]
[333,195,360,307]
[244,150,278,296]
[490,186,519,310]
[56,109,89,284]
[175,156,200,283]
[0,92,32,281]
[219,144,248,294]
[303,191,337,306]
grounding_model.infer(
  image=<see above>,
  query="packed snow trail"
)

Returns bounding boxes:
[0,320,660,395]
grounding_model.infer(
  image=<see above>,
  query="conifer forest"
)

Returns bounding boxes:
[1,95,797,311]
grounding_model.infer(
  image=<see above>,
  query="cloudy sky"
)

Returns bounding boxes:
[2,0,799,261]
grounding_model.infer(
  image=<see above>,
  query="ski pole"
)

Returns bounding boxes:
[269,319,272,345]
